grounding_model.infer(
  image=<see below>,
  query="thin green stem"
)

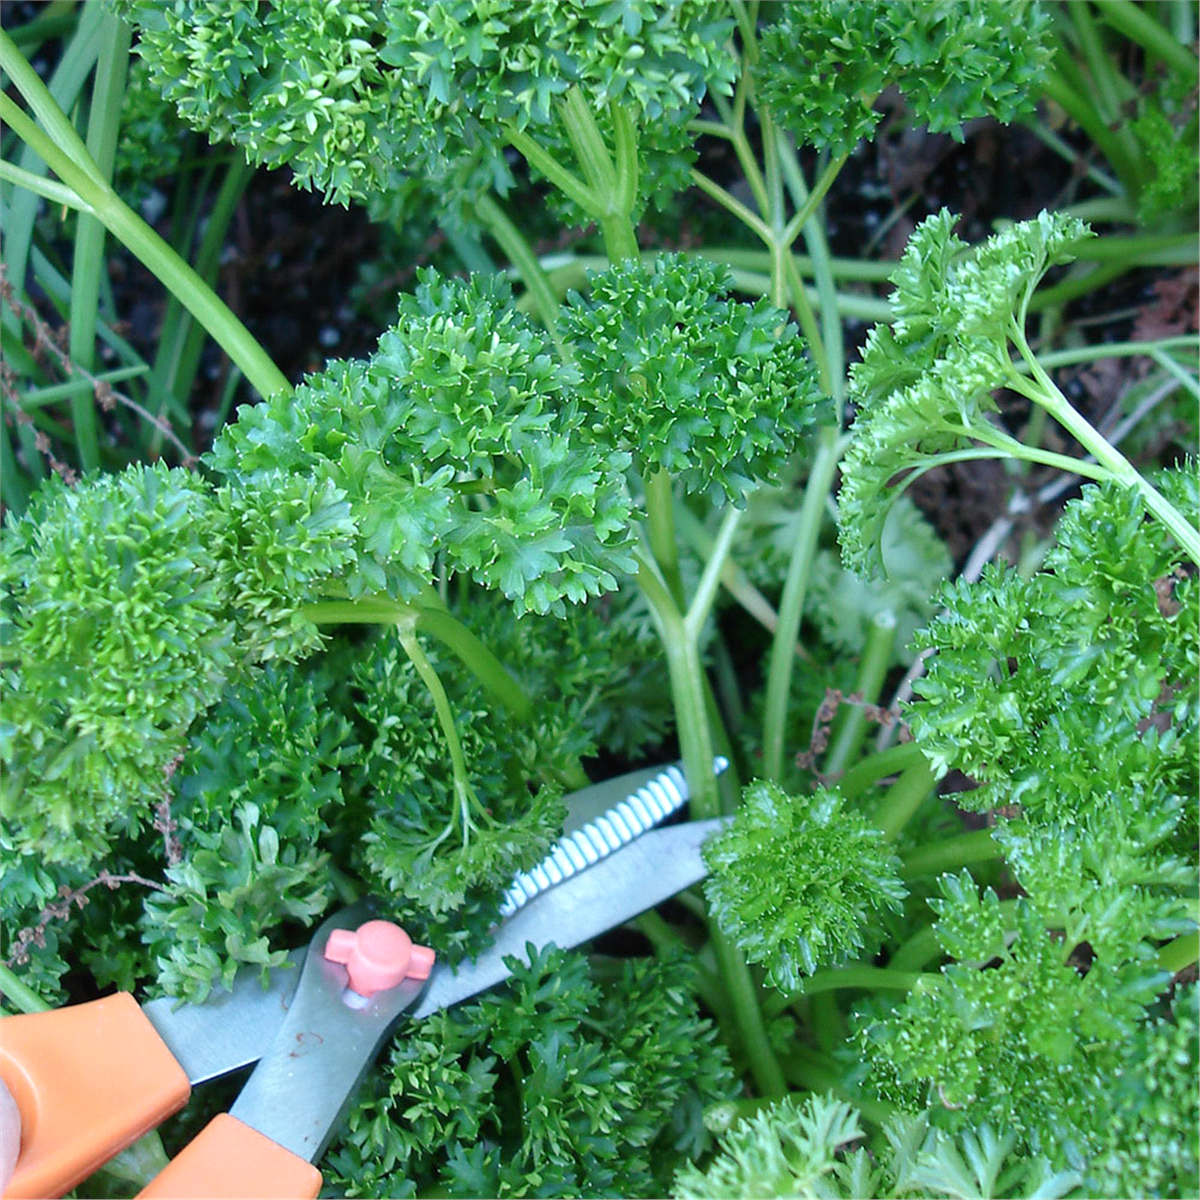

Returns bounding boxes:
[838,742,925,801]
[475,193,564,339]
[689,168,773,244]
[644,469,686,608]
[822,611,897,778]
[0,161,91,210]
[874,755,938,841]
[776,964,929,1008]
[777,136,844,407]
[1041,67,1139,195]
[781,152,850,247]
[761,427,843,781]
[1096,0,1199,81]
[1,61,288,401]
[152,157,256,450]
[1158,930,1199,974]
[1030,335,1199,372]
[684,505,744,643]
[301,597,533,722]
[0,962,50,1013]
[1008,327,1200,562]
[503,124,600,217]
[558,87,617,196]
[901,827,1002,879]
[396,622,481,824]
[69,9,131,471]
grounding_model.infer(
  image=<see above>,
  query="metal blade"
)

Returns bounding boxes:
[141,954,301,1085]
[411,816,729,1020]
[228,904,428,1163]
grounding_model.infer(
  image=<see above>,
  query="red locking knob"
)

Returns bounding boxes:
[324,920,435,998]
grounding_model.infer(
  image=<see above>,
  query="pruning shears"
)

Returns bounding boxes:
[0,762,730,1199]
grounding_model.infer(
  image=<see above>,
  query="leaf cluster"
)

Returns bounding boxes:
[675,1091,1077,1200]
[324,944,736,1198]
[857,470,1198,1181]
[757,1,1052,159]
[212,270,636,616]
[838,207,1091,575]
[561,255,822,503]
[703,779,907,991]
[113,0,736,223]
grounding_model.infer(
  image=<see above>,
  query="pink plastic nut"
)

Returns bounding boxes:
[323,920,435,998]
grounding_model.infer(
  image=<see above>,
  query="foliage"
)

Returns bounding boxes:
[323,944,736,1198]
[2,4,1196,1199]
[0,465,233,865]
[757,1,1052,158]
[674,1093,1078,1199]
[838,207,1092,576]
[703,780,907,991]
[112,0,736,223]
[560,255,822,502]
[142,801,333,1003]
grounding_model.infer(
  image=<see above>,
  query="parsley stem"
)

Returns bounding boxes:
[645,469,686,608]
[762,426,843,782]
[1159,930,1199,974]
[684,505,744,643]
[900,828,1001,879]
[1009,328,1200,563]
[838,742,925,800]
[396,622,483,825]
[874,756,938,841]
[475,193,564,341]
[302,597,533,723]
[0,962,49,1013]
[822,609,897,779]
[0,32,290,402]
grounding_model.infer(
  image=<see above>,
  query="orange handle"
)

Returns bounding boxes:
[0,993,191,1199]
[136,1115,322,1199]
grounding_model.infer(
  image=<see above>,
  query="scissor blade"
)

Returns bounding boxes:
[141,954,300,1085]
[410,816,729,1020]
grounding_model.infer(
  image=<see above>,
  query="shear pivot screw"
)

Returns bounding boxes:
[324,920,435,998]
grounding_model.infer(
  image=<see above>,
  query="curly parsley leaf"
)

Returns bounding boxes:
[757,1,1052,159]
[703,780,907,991]
[561,254,823,503]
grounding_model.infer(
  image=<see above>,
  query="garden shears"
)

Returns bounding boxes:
[0,762,729,1199]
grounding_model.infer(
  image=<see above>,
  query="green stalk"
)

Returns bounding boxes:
[689,168,774,244]
[1096,0,1199,81]
[149,154,256,452]
[1041,68,1139,195]
[503,124,600,217]
[1007,328,1200,562]
[838,741,925,801]
[822,610,896,778]
[300,597,532,722]
[475,192,565,337]
[396,622,482,824]
[874,755,938,841]
[777,136,844,407]
[808,964,929,995]
[0,962,49,1013]
[635,551,787,1096]
[1158,930,1199,974]
[761,427,843,781]
[68,10,131,471]
[1,96,288,405]
[645,469,686,607]
[684,505,744,642]
[900,827,1002,879]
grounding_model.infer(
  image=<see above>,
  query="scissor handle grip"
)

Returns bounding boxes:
[137,1115,322,1199]
[0,993,190,1199]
